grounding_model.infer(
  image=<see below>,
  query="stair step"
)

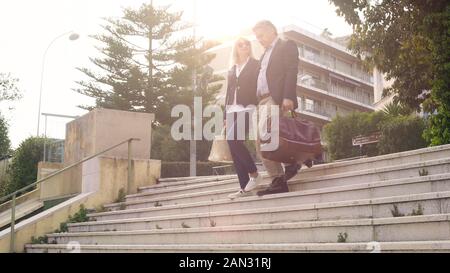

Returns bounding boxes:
[45,214,450,245]
[20,146,450,253]
[25,241,450,253]
[144,144,450,191]
[297,144,450,180]
[128,158,450,204]
[26,241,450,253]
[89,173,450,221]
[68,191,450,233]
[105,160,450,212]
[147,176,237,191]
[158,175,231,183]
[137,177,240,196]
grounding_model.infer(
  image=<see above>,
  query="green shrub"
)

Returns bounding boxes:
[337,232,348,243]
[0,115,11,157]
[377,115,428,155]
[323,110,429,161]
[424,107,450,146]
[3,137,49,197]
[391,204,405,217]
[323,111,385,160]
[115,188,126,203]
[30,235,48,244]
[151,125,214,162]
[54,205,90,233]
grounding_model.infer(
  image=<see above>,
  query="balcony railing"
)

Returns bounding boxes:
[297,101,333,119]
[298,75,374,106]
[330,85,373,106]
[298,48,374,84]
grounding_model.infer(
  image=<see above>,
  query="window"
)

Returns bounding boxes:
[304,45,321,61]
[305,98,314,111]
[305,70,321,81]
[335,58,353,75]
[331,56,337,69]
[296,97,302,109]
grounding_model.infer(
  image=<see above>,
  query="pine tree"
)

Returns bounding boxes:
[74,3,222,126]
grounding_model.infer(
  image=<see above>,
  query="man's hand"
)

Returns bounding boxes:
[282,99,294,113]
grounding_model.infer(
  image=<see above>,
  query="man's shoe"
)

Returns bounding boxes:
[303,159,313,168]
[244,174,263,192]
[228,189,251,200]
[285,163,301,181]
[257,176,289,196]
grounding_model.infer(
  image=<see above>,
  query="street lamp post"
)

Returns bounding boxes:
[189,0,197,177]
[36,31,79,136]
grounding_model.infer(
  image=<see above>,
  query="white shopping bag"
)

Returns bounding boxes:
[208,128,233,163]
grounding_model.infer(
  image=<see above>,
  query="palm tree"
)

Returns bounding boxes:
[382,102,414,117]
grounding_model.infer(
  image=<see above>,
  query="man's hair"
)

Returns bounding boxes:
[252,20,278,35]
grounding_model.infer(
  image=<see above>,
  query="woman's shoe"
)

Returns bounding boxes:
[244,174,263,192]
[228,189,251,200]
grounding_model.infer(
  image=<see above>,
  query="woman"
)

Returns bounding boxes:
[224,37,263,199]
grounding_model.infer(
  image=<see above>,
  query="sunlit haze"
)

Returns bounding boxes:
[0,0,352,148]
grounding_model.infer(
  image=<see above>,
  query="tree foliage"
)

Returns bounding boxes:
[0,73,22,112]
[151,124,215,162]
[0,73,22,103]
[330,0,449,145]
[323,111,428,161]
[0,115,11,157]
[382,101,414,117]
[3,137,48,196]
[323,111,385,160]
[378,115,428,155]
[74,3,222,126]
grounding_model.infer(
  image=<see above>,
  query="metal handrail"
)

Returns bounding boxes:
[2,137,140,252]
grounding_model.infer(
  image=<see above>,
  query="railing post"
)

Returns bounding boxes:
[9,193,16,253]
[127,139,133,194]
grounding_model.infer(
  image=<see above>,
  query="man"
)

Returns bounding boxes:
[247,20,301,196]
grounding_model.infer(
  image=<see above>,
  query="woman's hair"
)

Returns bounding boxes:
[230,37,254,68]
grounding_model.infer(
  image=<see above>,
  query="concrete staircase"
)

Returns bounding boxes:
[0,200,44,230]
[25,145,450,253]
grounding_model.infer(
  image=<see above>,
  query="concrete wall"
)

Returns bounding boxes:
[373,68,395,109]
[0,108,161,252]
[0,162,63,213]
[81,156,161,199]
[0,156,161,252]
[64,108,155,165]
[62,108,155,198]
[37,162,64,180]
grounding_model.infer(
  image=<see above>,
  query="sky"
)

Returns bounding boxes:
[0,0,353,148]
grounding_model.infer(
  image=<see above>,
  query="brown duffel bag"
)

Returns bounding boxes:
[261,111,322,164]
